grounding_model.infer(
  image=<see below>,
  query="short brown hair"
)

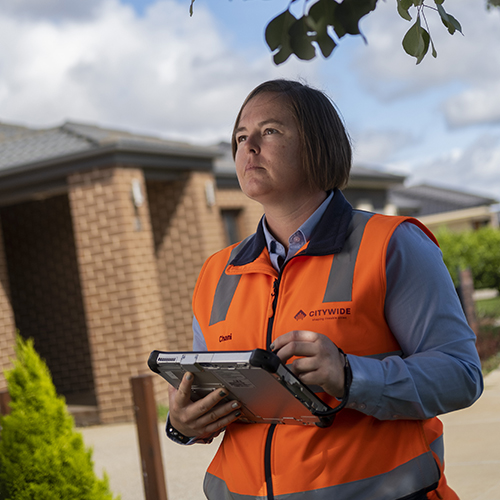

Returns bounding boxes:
[231,79,352,190]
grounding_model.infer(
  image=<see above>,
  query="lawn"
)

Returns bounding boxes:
[476,294,500,319]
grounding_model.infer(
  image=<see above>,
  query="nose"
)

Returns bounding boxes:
[243,133,260,155]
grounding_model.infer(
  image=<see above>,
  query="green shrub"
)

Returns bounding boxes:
[0,335,120,500]
[436,226,500,292]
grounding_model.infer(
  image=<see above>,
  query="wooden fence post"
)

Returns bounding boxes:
[0,390,11,416]
[131,375,168,500]
[458,267,479,335]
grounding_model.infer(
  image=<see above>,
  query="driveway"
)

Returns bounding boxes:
[81,368,500,500]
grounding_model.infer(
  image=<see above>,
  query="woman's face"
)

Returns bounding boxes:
[233,92,310,207]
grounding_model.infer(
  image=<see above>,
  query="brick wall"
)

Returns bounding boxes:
[147,172,227,351]
[147,173,261,353]
[0,195,93,397]
[216,188,263,240]
[0,165,263,419]
[0,219,16,392]
[68,167,168,423]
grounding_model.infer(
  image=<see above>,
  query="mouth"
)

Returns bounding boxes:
[245,163,264,173]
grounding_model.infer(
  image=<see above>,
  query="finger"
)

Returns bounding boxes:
[170,388,235,436]
[168,384,177,401]
[274,339,320,364]
[289,354,322,374]
[196,399,241,428]
[190,387,232,417]
[271,330,319,352]
[174,372,195,406]
[204,407,243,434]
[174,396,241,438]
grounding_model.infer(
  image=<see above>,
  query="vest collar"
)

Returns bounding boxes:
[230,189,354,267]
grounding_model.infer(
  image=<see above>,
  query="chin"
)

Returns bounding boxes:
[240,183,272,203]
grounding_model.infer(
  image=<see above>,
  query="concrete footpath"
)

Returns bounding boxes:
[81,368,500,500]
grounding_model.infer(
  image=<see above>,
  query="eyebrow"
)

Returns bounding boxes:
[234,118,286,135]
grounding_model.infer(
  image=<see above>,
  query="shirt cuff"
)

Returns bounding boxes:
[345,354,385,415]
[165,415,217,445]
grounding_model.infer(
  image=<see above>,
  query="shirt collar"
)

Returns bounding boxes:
[263,190,334,268]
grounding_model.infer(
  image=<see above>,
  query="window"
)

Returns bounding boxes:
[221,209,242,245]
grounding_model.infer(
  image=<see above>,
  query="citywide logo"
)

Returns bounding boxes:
[294,310,307,321]
[294,307,352,321]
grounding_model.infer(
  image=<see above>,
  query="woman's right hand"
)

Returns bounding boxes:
[168,372,242,439]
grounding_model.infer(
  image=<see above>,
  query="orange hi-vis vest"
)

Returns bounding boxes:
[192,192,458,500]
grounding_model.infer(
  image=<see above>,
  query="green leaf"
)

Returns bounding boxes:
[307,0,337,58]
[265,10,296,51]
[334,0,378,40]
[436,3,462,35]
[397,0,413,21]
[189,0,195,17]
[308,0,348,39]
[308,0,338,30]
[446,13,463,35]
[402,16,430,64]
[289,17,317,60]
[273,45,293,65]
[315,30,337,58]
[487,0,500,9]
[265,9,297,64]
[430,35,437,58]
[415,26,429,64]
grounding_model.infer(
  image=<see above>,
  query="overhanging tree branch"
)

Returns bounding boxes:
[189,1,499,65]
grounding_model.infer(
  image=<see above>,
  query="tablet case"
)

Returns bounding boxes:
[148,348,337,427]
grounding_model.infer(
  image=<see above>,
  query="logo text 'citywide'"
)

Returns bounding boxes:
[295,308,352,320]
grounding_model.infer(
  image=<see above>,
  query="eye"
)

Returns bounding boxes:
[236,135,247,143]
[264,128,278,136]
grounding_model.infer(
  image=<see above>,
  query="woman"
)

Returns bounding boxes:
[167,79,483,500]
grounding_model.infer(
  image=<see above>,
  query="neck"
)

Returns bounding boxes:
[264,190,327,251]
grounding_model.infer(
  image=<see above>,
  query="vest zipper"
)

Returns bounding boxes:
[264,273,282,499]
[264,423,276,500]
[266,277,280,349]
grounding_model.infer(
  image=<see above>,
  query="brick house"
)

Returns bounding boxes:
[390,183,499,232]
[0,121,404,424]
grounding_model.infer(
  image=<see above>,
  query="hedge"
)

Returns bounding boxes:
[435,226,500,292]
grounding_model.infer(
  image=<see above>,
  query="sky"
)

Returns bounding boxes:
[1,0,499,202]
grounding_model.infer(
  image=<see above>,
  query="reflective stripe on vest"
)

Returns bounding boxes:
[204,447,440,500]
[209,210,373,326]
[209,236,252,326]
[323,210,372,302]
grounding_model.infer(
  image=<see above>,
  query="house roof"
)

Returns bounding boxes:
[0,120,410,207]
[0,121,218,173]
[0,120,219,206]
[346,164,406,189]
[390,183,498,216]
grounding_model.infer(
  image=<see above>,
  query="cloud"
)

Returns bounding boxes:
[353,0,500,128]
[352,128,416,165]
[2,0,104,21]
[444,82,500,128]
[405,133,500,200]
[0,0,318,144]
